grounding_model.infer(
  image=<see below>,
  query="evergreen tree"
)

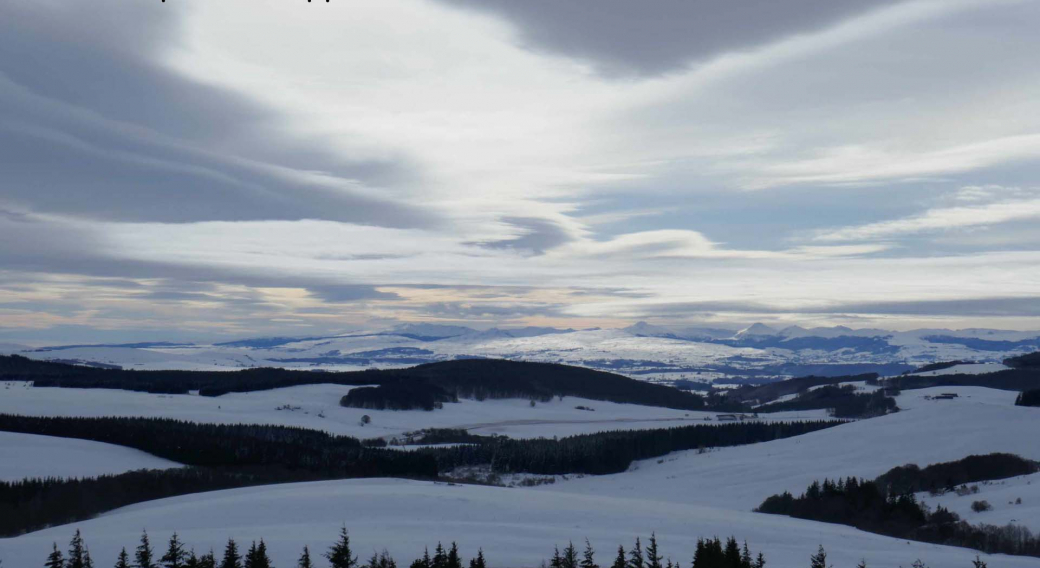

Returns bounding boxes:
[562,542,578,568]
[645,535,661,568]
[255,541,272,568]
[186,551,200,568]
[69,529,88,568]
[468,549,486,568]
[626,538,643,568]
[198,552,216,568]
[723,537,741,568]
[580,539,597,568]
[326,528,358,568]
[298,547,314,568]
[46,542,65,568]
[971,556,987,568]
[740,542,752,568]
[856,561,866,568]
[85,548,96,568]
[432,544,446,568]
[551,546,563,568]
[115,548,132,568]
[410,548,431,568]
[161,533,188,568]
[754,553,766,568]
[244,543,258,568]
[610,546,625,568]
[691,539,705,568]
[446,543,461,568]
[136,531,156,568]
[809,546,827,568]
[220,539,242,568]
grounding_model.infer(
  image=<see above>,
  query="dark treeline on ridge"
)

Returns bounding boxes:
[753,385,897,418]
[425,420,844,476]
[757,453,1040,558]
[1016,389,1040,407]
[0,415,843,535]
[1,356,715,411]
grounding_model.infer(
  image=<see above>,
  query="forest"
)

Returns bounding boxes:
[756,453,1040,558]
[753,385,897,418]
[1016,389,1040,407]
[0,415,842,535]
[0,356,715,411]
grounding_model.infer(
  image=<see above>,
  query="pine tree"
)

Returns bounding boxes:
[253,541,272,568]
[85,548,96,568]
[221,539,242,568]
[468,549,486,568]
[137,531,156,568]
[580,539,597,568]
[432,544,446,568]
[551,546,563,568]
[809,545,827,568]
[626,538,643,568]
[186,551,200,568]
[754,552,766,568]
[115,548,132,568]
[723,537,741,568]
[298,547,314,568]
[562,542,579,568]
[199,552,216,568]
[856,561,866,568]
[161,533,188,568]
[46,542,65,568]
[447,543,461,568]
[326,528,358,568]
[691,539,705,568]
[610,546,625,568]
[971,556,987,568]
[740,542,752,568]
[69,530,88,568]
[645,535,661,568]
[410,548,432,568]
[244,542,258,568]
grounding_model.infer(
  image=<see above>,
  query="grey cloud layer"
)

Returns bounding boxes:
[437,0,899,76]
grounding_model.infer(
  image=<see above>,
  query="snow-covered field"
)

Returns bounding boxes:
[2,375,1039,567]
[920,472,1040,530]
[3,477,1038,568]
[541,387,1040,513]
[0,382,823,441]
[0,431,181,482]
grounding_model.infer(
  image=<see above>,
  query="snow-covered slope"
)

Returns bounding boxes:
[920,472,1040,530]
[0,431,181,482]
[541,387,1040,513]
[2,478,1037,568]
[0,382,821,440]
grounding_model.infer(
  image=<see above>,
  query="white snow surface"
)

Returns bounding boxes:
[3,477,1039,568]
[0,382,821,441]
[0,431,181,482]
[920,472,1040,530]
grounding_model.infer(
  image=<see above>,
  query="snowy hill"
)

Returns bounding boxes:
[0,430,181,482]
[7,323,1040,384]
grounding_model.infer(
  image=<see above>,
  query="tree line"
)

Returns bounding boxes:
[1015,389,1040,407]
[756,454,1040,558]
[0,415,841,535]
[425,420,844,476]
[23,527,998,568]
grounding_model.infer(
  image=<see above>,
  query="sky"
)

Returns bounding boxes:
[2,0,1040,344]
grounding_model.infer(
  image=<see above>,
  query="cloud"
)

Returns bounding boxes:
[434,0,902,77]
[814,191,1040,241]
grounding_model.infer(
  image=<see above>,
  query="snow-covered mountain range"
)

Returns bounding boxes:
[11,322,1040,383]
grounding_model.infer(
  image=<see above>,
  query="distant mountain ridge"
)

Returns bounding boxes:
[7,322,1040,383]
